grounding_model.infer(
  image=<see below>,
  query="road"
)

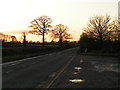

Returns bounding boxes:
[50,53,120,88]
[2,47,78,88]
[2,47,120,88]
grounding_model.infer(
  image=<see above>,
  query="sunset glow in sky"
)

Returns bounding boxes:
[0,0,119,42]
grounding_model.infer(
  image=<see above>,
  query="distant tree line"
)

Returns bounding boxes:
[1,15,74,47]
[0,33,18,43]
[79,15,120,53]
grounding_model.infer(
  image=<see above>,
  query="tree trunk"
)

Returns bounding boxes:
[42,30,44,46]
[23,32,26,46]
[59,38,62,47]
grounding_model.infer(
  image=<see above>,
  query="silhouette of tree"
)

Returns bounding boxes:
[109,19,120,41]
[79,33,96,52]
[3,34,11,42]
[23,32,27,46]
[29,16,52,46]
[83,15,112,42]
[11,36,18,42]
[51,24,72,47]
[79,15,120,53]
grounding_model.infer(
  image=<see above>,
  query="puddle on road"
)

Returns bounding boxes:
[74,67,82,71]
[94,64,119,72]
[69,79,84,83]
[72,72,78,75]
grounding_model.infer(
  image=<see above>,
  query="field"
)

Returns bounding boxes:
[2,43,78,63]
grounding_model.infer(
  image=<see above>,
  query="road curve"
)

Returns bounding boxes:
[2,47,79,88]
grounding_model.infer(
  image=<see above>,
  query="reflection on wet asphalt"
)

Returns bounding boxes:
[74,67,82,71]
[92,62,119,72]
[69,79,84,83]
[72,72,78,75]
[51,55,119,88]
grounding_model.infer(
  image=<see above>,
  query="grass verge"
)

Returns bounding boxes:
[2,46,77,63]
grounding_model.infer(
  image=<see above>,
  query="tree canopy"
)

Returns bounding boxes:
[83,15,112,41]
[50,24,72,46]
[79,15,120,52]
[29,15,52,45]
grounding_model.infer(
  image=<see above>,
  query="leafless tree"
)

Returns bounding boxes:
[108,19,120,41]
[51,24,72,46]
[29,16,52,45]
[83,15,112,42]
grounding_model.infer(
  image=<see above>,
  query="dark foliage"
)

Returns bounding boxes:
[79,33,120,53]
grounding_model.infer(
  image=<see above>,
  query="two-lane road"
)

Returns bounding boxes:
[2,47,78,88]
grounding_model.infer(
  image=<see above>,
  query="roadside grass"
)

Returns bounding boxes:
[2,50,56,63]
[2,45,77,63]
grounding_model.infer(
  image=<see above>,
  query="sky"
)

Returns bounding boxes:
[0,0,119,42]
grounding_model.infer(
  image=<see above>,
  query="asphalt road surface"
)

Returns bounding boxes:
[2,47,78,88]
[50,53,120,88]
[2,47,120,88]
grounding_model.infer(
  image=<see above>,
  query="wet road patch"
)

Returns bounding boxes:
[93,63,119,72]
[69,79,84,83]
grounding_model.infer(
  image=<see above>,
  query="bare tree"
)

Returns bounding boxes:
[83,15,112,42]
[3,34,11,42]
[80,15,120,52]
[108,19,120,41]
[11,36,18,42]
[29,16,52,45]
[51,24,72,46]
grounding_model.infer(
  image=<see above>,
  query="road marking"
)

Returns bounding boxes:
[8,62,20,66]
[72,72,78,75]
[1,49,68,66]
[0,55,42,66]
[9,63,17,66]
[44,54,76,88]
[1,47,79,66]
[80,59,83,63]
[49,73,56,77]
[5,69,14,74]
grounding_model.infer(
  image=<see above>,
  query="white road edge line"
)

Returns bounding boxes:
[1,47,78,66]
[5,69,14,74]
[8,62,20,66]
[45,54,76,88]
[1,49,63,66]
[0,55,43,66]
